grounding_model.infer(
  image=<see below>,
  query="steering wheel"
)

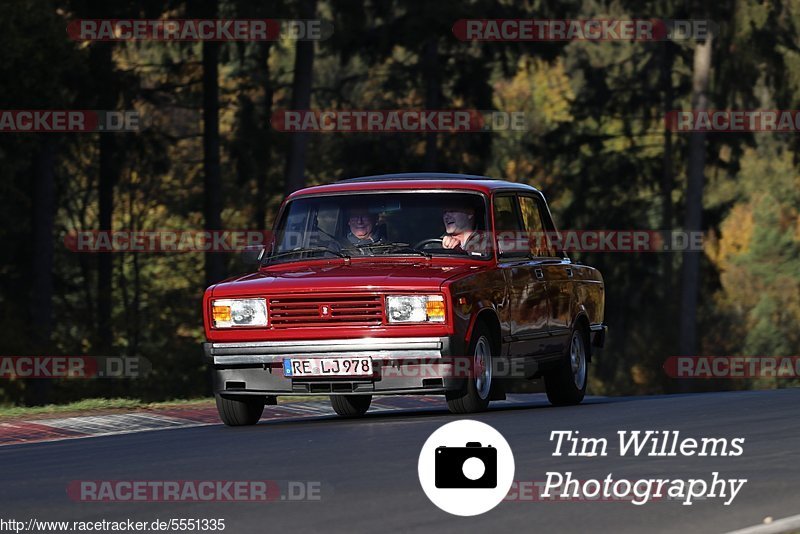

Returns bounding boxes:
[413,238,445,250]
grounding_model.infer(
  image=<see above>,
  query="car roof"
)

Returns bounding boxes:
[286,173,541,199]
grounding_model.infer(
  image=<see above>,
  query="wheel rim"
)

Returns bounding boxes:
[474,336,492,400]
[570,331,587,389]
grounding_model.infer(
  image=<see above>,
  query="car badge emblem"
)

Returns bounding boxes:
[319,304,332,318]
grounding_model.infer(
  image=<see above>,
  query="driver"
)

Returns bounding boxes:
[441,204,479,252]
[344,205,385,247]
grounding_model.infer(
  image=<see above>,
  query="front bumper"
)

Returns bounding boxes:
[203,336,465,396]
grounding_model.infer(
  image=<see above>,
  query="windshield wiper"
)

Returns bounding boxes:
[264,246,350,264]
[353,242,432,259]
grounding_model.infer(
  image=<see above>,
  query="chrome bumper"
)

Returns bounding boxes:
[204,337,448,366]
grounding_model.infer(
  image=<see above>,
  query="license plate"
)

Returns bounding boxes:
[283,358,373,377]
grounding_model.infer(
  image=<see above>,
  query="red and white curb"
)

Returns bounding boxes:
[0,395,536,447]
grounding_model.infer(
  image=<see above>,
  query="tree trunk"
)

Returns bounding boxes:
[256,40,273,229]
[284,0,317,195]
[95,42,117,353]
[422,39,440,171]
[659,39,676,384]
[678,36,712,362]
[202,0,225,287]
[660,41,675,291]
[26,137,57,405]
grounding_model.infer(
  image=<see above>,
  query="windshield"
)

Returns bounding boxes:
[267,191,491,264]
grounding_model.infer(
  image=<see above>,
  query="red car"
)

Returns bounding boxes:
[202,173,606,425]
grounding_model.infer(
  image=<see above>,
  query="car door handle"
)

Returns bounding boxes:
[565,267,573,277]
[535,268,544,279]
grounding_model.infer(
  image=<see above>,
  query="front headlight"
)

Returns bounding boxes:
[212,298,268,328]
[386,295,445,323]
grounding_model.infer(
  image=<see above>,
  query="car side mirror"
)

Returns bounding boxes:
[241,245,266,266]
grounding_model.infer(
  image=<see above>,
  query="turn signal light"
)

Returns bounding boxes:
[426,298,446,321]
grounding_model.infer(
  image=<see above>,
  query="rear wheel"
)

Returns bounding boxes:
[544,325,589,406]
[330,395,372,417]
[215,394,265,426]
[447,322,494,414]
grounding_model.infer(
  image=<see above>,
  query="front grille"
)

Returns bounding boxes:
[268,294,383,328]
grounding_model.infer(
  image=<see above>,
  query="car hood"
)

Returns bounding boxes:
[210,260,483,296]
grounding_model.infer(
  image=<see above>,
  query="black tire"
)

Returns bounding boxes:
[446,322,494,414]
[330,395,372,417]
[544,325,589,406]
[215,394,265,426]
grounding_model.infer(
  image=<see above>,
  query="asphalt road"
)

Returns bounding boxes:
[1,389,798,533]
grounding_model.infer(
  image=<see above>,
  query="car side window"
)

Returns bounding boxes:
[519,196,556,257]
[493,195,526,257]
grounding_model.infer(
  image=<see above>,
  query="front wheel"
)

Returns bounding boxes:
[544,326,589,406]
[446,322,494,414]
[330,395,372,417]
[216,394,265,426]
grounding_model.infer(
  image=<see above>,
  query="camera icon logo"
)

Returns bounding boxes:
[418,420,515,516]
[435,442,497,488]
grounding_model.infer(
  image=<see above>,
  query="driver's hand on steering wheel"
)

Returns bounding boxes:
[442,235,461,249]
